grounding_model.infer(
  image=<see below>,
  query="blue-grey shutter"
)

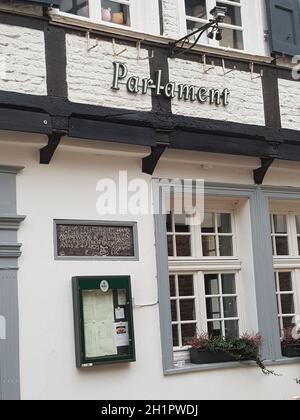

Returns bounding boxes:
[266,0,300,56]
[17,0,62,7]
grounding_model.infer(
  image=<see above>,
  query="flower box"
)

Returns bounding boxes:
[281,343,300,358]
[190,348,239,364]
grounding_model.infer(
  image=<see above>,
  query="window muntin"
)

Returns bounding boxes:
[61,0,132,28]
[270,209,300,349]
[275,272,296,336]
[170,274,197,347]
[167,211,235,258]
[184,0,244,50]
[167,213,192,257]
[167,204,242,354]
[205,273,239,339]
[270,214,289,256]
[201,212,233,257]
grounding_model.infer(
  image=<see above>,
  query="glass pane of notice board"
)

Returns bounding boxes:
[72,276,135,367]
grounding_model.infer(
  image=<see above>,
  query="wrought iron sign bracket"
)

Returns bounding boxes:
[169,6,227,59]
[253,157,275,185]
[40,133,63,164]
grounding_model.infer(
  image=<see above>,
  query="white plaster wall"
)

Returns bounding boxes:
[168,59,265,125]
[0,135,300,400]
[0,24,46,95]
[66,35,152,111]
[278,78,300,131]
[161,0,180,38]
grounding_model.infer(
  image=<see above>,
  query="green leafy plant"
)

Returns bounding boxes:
[187,332,278,375]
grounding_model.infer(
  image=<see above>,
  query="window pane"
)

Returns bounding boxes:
[101,0,131,27]
[178,275,194,296]
[206,297,221,319]
[172,325,179,347]
[278,272,292,292]
[166,214,172,232]
[219,28,244,50]
[217,213,232,233]
[167,235,174,257]
[223,297,238,318]
[60,0,89,17]
[205,274,219,295]
[176,236,191,257]
[202,236,217,256]
[202,213,215,233]
[208,321,222,338]
[219,236,233,256]
[175,214,190,233]
[281,295,295,314]
[171,300,177,321]
[185,0,207,19]
[296,216,300,234]
[283,317,295,329]
[221,274,236,294]
[169,276,176,297]
[217,2,242,26]
[275,237,289,255]
[182,324,197,345]
[180,300,195,321]
[225,320,239,339]
[273,215,287,233]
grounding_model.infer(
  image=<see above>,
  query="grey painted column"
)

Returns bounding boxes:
[0,166,25,400]
[249,187,282,361]
[154,212,174,372]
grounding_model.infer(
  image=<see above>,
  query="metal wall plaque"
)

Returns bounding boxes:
[55,221,137,259]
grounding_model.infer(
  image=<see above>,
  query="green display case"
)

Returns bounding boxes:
[72,276,136,368]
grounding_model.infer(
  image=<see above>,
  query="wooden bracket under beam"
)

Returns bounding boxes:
[253,158,274,185]
[142,144,168,175]
[40,133,62,164]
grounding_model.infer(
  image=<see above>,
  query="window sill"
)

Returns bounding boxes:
[164,357,300,375]
[48,8,273,65]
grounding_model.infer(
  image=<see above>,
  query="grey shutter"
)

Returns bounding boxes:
[266,0,300,56]
[17,0,62,7]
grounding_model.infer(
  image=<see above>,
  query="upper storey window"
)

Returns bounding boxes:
[185,0,243,49]
[178,0,267,55]
[59,0,159,34]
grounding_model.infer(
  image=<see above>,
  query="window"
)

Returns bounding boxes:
[184,0,244,50]
[59,0,160,34]
[205,273,239,339]
[201,212,233,257]
[274,272,296,336]
[167,199,247,360]
[178,0,266,54]
[269,207,300,341]
[270,214,289,256]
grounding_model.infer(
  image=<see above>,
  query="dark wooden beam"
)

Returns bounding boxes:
[0,108,52,134]
[142,145,168,175]
[40,133,62,164]
[262,67,281,128]
[253,158,275,185]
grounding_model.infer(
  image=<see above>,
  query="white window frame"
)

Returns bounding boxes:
[57,0,159,35]
[274,270,299,337]
[177,0,266,55]
[168,199,247,362]
[269,205,300,339]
